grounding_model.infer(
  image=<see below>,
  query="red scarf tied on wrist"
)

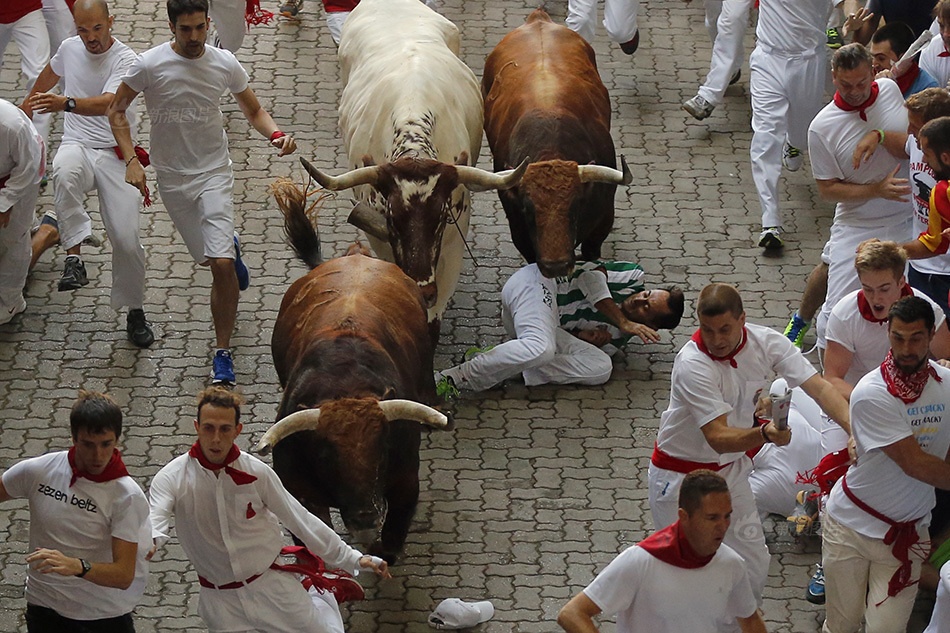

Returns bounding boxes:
[691,327,747,369]
[638,520,715,569]
[188,442,258,485]
[857,284,912,323]
[880,349,942,404]
[833,81,880,121]
[68,447,130,486]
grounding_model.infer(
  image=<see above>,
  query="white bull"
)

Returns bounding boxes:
[301,0,525,326]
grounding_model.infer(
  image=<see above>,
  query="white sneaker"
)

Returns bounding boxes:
[683,95,715,121]
[0,297,27,326]
[783,142,804,172]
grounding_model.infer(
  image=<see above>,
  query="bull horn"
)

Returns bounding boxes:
[577,155,633,185]
[254,409,322,455]
[347,202,390,241]
[377,399,448,428]
[456,157,529,192]
[300,157,379,191]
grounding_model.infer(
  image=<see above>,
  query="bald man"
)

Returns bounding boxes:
[22,0,154,348]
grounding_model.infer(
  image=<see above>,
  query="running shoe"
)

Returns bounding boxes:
[683,95,715,121]
[58,255,89,291]
[783,313,811,348]
[806,563,825,604]
[783,142,804,171]
[757,227,783,250]
[212,349,236,386]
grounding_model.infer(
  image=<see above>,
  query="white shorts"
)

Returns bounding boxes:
[156,165,236,264]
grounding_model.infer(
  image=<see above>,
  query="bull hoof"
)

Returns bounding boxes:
[369,542,400,566]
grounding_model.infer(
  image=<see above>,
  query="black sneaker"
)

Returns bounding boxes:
[126,309,155,348]
[58,255,89,291]
[619,31,639,55]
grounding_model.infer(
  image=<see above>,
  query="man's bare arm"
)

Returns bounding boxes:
[701,414,791,454]
[738,611,769,633]
[881,435,950,489]
[815,167,910,204]
[558,592,602,633]
[107,82,146,196]
[800,374,851,435]
[233,87,296,156]
[25,537,138,590]
[20,64,61,118]
[823,341,856,402]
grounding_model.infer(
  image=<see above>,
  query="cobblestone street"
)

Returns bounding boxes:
[0,1,938,631]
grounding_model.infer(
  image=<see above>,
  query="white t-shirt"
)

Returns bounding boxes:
[825,287,946,385]
[149,450,363,586]
[755,0,836,54]
[907,135,950,275]
[808,79,910,226]
[0,451,151,620]
[584,542,757,633]
[122,42,249,175]
[656,323,818,465]
[0,98,44,215]
[49,36,139,148]
[920,36,950,93]
[826,363,950,538]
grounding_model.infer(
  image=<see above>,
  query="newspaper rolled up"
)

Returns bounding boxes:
[892,30,933,78]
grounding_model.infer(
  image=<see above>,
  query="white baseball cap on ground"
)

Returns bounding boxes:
[428,598,494,629]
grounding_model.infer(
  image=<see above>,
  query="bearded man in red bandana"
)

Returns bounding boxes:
[0,390,151,633]
[822,296,950,633]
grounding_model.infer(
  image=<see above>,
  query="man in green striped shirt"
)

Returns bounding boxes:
[435,261,684,399]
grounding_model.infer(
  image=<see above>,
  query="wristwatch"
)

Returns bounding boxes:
[64,97,76,113]
[77,558,91,578]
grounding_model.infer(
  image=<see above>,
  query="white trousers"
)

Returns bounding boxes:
[198,568,345,633]
[822,513,928,633]
[0,10,51,144]
[698,0,754,107]
[648,456,770,606]
[41,0,74,55]
[924,562,950,633]
[0,182,39,316]
[52,143,145,310]
[566,0,639,44]
[209,0,247,52]
[750,401,823,517]
[325,11,350,45]
[155,165,236,264]
[749,45,827,229]
[815,217,914,347]
[444,264,613,391]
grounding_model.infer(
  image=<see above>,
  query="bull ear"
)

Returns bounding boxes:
[347,202,390,241]
[455,151,469,167]
[361,154,376,167]
[381,386,396,400]
[377,399,448,428]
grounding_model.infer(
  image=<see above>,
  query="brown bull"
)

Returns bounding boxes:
[258,182,446,563]
[482,9,631,278]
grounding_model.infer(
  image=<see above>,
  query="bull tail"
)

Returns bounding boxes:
[271,178,325,270]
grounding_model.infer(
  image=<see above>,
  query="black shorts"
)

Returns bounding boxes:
[25,604,135,633]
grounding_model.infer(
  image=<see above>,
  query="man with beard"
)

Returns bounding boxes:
[822,296,950,633]
[22,0,155,348]
[783,43,911,350]
[108,0,296,385]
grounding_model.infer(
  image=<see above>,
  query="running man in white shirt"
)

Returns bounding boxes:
[434,261,684,399]
[649,282,850,606]
[750,0,840,250]
[22,0,155,348]
[565,0,640,55]
[149,386,390,633]
[682,0,755,121]
[558,470,767,633]
[822,296,950,633]
[0,98,43,326]
[784,43,912,349]
[0,390,151,633]
[108,0,296,385]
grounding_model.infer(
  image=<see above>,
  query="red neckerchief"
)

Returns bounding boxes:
[857,283,912,323]
[879,349,942,404]
[939,43,950,58]
[245,0,273,26]
[895,62,921,96]
[691,327,747,369]
[833,82,880,121]
[68,447,130,487]
[638,520,715,569]
[188,442,258,485]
